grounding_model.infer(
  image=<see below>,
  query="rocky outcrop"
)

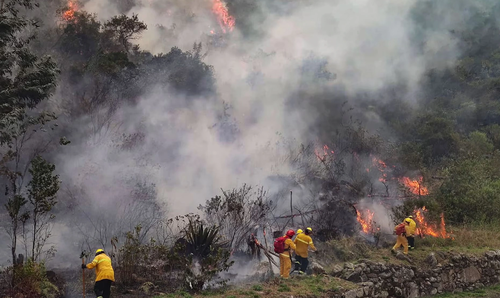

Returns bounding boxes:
[332,250,500,298]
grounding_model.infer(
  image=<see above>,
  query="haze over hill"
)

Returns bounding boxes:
[2,1,500,296]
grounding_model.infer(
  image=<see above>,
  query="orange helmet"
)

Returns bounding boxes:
[286,229,295,238]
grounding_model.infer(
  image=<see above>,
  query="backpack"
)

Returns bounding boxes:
[274,236,287,253]
[395,223,406,236]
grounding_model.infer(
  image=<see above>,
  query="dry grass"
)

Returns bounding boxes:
[155,275,358,298]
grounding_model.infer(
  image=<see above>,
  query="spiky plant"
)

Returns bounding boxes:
[179,217,233,292]
[184,219,227,258]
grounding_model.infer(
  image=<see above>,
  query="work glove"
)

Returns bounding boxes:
[81,264,86,269]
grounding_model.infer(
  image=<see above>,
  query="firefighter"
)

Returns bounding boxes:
[279,229,296,278]
[82,249,115,298]
[293,228,304,271]
[392,220,410,255]
[248,233,258,259]
[405,215,417,250]
[294,227,317,274]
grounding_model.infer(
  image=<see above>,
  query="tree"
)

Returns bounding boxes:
[102,14,147,53]
[0,0,59,266]
[142,44,216,97]
[198,185,271,251]
[27,155,60,261]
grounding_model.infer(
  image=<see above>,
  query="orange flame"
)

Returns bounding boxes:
[372,157,388,183]
[212,0,235,33]
[400,176,429,195]
[414,207,449,238]
[62,0,78,21]
[356,209,378,234]
[314,144,334,161]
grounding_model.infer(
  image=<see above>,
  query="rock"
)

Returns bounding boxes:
[486,251,498,259]
[379,271,393,279]
[345,270,362,282]
[345,263,355,270]
[360,282,374,287]
[343,289,357,298]
[406,282,419,298]
[393,267,415,283]
[425,253,438,267]
[363,286,372,296]
[310,260,326,275]
[139,282,155,295]
[463,266,481,283]
[332,264,344,276]
[395,252,413,263]
[354,287,365,297]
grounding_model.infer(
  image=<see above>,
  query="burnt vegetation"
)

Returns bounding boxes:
[2,0,500,297]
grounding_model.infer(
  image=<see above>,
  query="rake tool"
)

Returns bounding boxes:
[80,251,88,298]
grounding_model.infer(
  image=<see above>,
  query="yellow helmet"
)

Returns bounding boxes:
[306,227,313,232]
[95,249,104,255]
[297,229,303,234]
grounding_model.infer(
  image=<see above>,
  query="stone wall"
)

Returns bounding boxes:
[331,250,500,298]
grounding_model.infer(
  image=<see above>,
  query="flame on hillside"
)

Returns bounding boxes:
[314,144,334,161]
[62,0,78,21]
[356,209,379,234]
[212,0,235,33]
[414,207,450,238]
[400,176,429,195]
[372,157,388,182]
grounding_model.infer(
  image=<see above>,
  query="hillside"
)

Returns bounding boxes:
[2,0,500,298]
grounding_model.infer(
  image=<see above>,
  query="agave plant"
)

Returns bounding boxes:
[184,218,228,258]
[178,217,233,292]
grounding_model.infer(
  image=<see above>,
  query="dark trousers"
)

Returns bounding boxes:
[295,255,309,273]
[407,236,415,248]
[94,279,112,298]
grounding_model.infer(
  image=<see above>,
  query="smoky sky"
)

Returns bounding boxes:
[2,0,499,267]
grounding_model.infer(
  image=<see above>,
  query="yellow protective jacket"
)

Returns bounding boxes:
[86,253,115,282]
[404,218,417,236]
[294,233,317,258]
[279,237,296,258]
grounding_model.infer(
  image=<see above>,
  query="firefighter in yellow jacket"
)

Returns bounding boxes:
[279,230,296,278]
[82,249,115,298]
[405,215,417,250]
[392,220,411,255]
[294,227,317,274]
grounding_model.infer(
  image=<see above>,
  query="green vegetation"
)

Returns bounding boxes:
[430,284,500,298]
[154,275,356,298]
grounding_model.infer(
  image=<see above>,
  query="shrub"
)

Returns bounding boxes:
[180,216,234,292]
[1,260,59,298]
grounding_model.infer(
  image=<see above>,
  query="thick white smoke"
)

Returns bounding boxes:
[4,0,489,267]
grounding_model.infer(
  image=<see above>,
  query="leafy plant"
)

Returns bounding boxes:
[180,216,233,292]
[2,260,59,298]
